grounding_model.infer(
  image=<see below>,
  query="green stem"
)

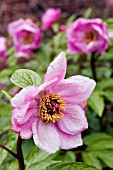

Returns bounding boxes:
[17,136,25,170]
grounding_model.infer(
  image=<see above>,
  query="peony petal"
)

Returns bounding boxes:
[41,8,61,30]
[11,86,39,107]
[54,75,96,104]
[14,101,37,125]
[8,18,24,36]
[57,129,83,150]
[32,120,60,154]
[11,79,57,109]
[44,52,67,83]
[11,114,36,139]
[20,127,32,139]
[57,105,88,135]
[12,102,29,124]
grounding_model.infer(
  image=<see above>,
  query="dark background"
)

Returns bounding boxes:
[0,0,113,34]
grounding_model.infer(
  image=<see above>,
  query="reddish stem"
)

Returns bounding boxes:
[0,144,18,159]
[90,52,97,82]
[17,136,25,170]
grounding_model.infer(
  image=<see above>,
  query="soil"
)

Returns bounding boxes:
[0,0,113,34]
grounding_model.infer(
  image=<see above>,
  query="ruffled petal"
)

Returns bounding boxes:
[57,129,83,150]
[32,120,60,154]
[12,102,29,124]
[11,115,36,139]
[11,86,39,107]
[57,105,88,135]
[13,100,37,125]
[20,127,32,139]
[44,52,67,83]
[11,80,55,108]
[54,75,96,104]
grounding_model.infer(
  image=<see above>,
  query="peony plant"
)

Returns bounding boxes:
[1,6,113,170]
[0,52,96,170]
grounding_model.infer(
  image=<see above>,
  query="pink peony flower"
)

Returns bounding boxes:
[66,18,110,55]
[0,37,7,58]
[8,18,41,57]
[59,25,67,32]
[11,52,96,154]
[41,8,61,31]
[9,87,21,95]
[109,0,113,6]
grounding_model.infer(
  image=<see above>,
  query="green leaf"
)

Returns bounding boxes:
[6,47,14,56]
[84,8,92,18]
[83,150,113,169]
[97,151,113,169]
[22,139,34,159]
[83,133,113,169]
[88,91,104,117]
[54,151,75,163]
[52,23,59,33]
[25,146,56,168]
[87,138,113,150]
[66,14,77,25]
[8,55,19,66]
[86,108,101,131]
[46,162,99,170]
[10,69,42,88]
[100,90,113,103]
[53,32,66,49]
[2,90,13,100]
[82,152,102,170]
[1,159,18,170]
[83,132,112,146]
[25,144,75,169]
[96,79,113,90]
[0,131,18,166]
[84,132,113,150]
[0,104,12,134]
[0,68,16,80]
[27,161,60,170]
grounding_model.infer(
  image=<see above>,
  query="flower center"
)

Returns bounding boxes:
[38,93,66,123]
[84,30,97,44]
[23,33,34,44]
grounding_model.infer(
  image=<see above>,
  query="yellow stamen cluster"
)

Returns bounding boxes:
[84,30,97,44]
[38,93,66,123]
[23,33,34,44]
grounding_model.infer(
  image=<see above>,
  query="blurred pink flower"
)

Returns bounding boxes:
[0,37,7,58]
[9,87,21,95]
[59,25,66,32]
[109,0,113,6]
[108,32,113,38]
[41,8,61,30]
[66,18,110,55]
[8,18,41,57]
[11,52,96,154]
